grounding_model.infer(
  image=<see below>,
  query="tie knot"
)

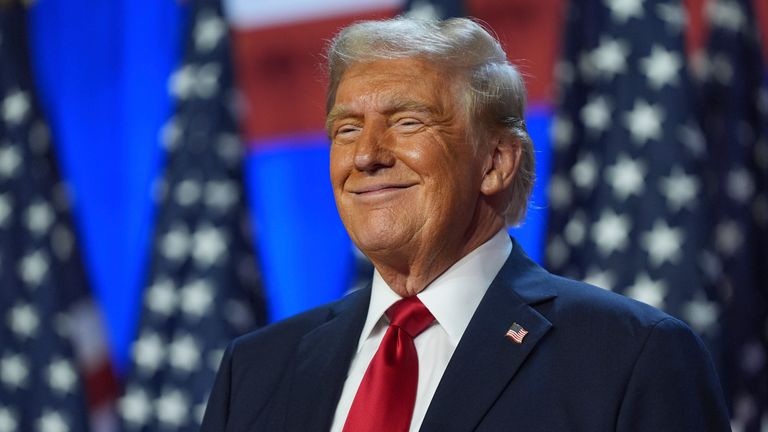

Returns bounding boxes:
[386,296,434,338]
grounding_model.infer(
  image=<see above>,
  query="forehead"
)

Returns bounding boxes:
[332,57,463,111]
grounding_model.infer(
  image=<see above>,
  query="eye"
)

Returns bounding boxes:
[394,117,423,130]
[335,124,361,138]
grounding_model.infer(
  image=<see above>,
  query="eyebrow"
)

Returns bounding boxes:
[325,99,436,133]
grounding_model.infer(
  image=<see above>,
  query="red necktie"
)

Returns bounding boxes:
[343,296,435,432]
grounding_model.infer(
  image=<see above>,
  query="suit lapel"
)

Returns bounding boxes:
[284,288,370,432]
[421,242,557,431]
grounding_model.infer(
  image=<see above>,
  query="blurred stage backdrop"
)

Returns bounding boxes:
[1,0,767,431]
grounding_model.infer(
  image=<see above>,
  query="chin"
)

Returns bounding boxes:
[348,224,413,258]
[350,232,397,255]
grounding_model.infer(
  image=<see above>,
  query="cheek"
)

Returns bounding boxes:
[329,147,350,187]
[420,156,481,211]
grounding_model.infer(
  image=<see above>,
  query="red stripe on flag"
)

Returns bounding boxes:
[85,361,121,408]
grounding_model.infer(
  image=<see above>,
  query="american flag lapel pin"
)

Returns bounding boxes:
[505,322,528,344]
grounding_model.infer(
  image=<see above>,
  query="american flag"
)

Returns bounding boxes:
[545,0,767,429]
[0,3,119,432]
[505,323,529,344]
[697,0,768,429]
[116,0,267,430]
[545,0,717,330]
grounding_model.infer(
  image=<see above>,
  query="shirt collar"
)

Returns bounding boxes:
[358,229,513,350]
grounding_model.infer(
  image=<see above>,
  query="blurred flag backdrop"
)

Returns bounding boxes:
[116,0,267,430]
[545,0,767,429]
[1,4,119,431]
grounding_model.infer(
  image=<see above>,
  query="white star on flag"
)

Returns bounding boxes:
[547,175,572,209]
[146,277,178,316]
[571,153,598,190]
[46,358,78,394]
[24,201,55,237]
[204,180,239,211]
[715,220,743,256]
[626,273,668,308]
[193,62,222,99]
[591,37,630,79]
[640,220,683,266]
[180,279,214,318]
[659,167,699,211]
[194,11,227,52]
[0,354,29,389]
[655,3,686,32]
[0,145,22,179]
[605,0,645,22]
[1,90,30,125]
[640,45,682,89]
[682,294,720,334]
[159,118,181,151]
[708,0,745,32]
[37,410,69,432]
[726,168,754,203]
[18,250,49,287]
[406,0,442,20]
[564,211,587,246]
[545,236,570,270]
[160,223,191,262]
[168,65,197,100]
[8,302,40,338]
[0,407,18,432]
[192,225,228,266]
[581,96,612,134]
[155,389,189,427]
[592,210,632,255]
[551,116,574,149]
[624,100,664,144]
[606,154,646,200]
[584,268,616,291]
[119,387,153,427]
[174,178,203,206]
[132,332,166,374]
[168,334,201,372]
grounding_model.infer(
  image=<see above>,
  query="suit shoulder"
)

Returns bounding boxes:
[229,289,364,359]
[232,302,332,354]
[545,273,680,332]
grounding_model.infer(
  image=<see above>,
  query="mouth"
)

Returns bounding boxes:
[349,183,416,196]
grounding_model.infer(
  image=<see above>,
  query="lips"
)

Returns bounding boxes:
[348,183,416,195]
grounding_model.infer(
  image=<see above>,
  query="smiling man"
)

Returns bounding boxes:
[200,17,730,432]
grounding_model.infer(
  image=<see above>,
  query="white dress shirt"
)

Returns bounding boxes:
[330,229,513,432]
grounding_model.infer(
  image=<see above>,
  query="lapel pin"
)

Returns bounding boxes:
[505,322,528,344]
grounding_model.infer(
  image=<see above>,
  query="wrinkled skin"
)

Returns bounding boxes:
[328,57,520,296]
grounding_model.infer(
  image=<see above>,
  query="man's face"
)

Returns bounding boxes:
[328,57,487,264]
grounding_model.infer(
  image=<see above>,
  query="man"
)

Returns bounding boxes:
[201,17,730,431]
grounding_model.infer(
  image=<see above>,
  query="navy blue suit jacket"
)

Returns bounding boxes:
[200,240,730,431]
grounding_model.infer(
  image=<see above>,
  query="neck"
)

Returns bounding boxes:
[370,217,505,297]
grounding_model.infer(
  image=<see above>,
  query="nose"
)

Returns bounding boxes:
[353,121,395,173]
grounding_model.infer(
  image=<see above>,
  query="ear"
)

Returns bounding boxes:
[480,131,521,197]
